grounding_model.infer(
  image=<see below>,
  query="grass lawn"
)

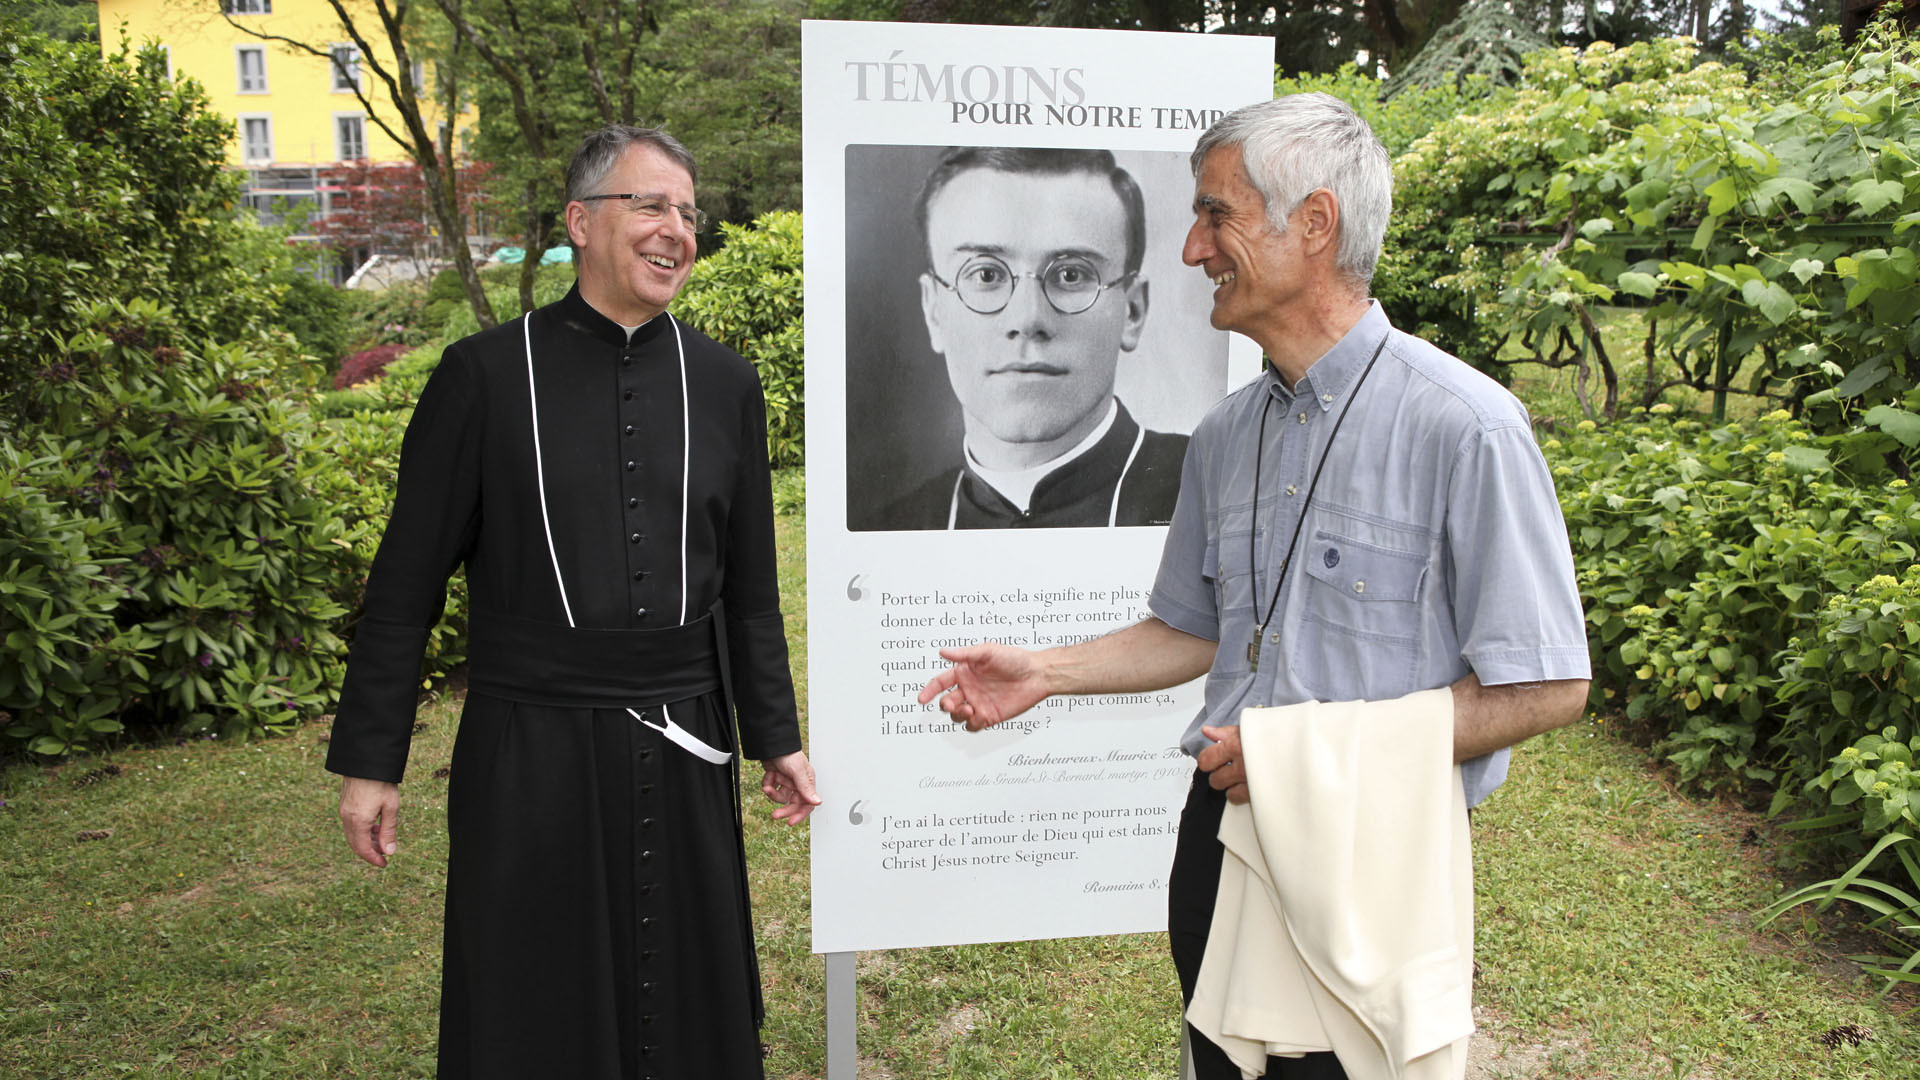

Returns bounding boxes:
[3,515,1914,1077]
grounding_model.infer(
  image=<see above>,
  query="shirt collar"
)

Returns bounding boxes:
[1262,300,1390,413]
[964,399,1120,512]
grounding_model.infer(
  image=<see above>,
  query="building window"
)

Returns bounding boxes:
[240,115,273,164]
[336,114,366,161]
[223,0,272,13]
[410,59,427,94]
[236,46,267,93]
[159,44,173,80]
[330,44,359,92]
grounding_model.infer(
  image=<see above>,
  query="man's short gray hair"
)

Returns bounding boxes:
[1190,94,1392,288]
[565,125,698,204]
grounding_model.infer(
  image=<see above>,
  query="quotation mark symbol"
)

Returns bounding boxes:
[847,574,868,601]
[848,799,867,825]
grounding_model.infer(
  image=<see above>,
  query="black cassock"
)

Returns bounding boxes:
[327,285,800,1080]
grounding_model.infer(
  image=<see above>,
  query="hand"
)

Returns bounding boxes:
[760,750,821,825]
[340,776,401,867]
[917,642,1052,732]
[1197,725,1248,805]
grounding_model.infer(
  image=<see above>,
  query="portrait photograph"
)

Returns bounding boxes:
[843,143,1231,532]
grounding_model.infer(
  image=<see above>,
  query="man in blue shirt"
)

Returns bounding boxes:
[918,95,1590,1079]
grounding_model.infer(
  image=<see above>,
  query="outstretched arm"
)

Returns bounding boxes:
[918,617,1217,732]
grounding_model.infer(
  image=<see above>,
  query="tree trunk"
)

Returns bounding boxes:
[517,182,545,315]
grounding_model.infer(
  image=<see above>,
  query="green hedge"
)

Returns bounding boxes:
[1560,408,1919,861]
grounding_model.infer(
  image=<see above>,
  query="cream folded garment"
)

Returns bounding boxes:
[1186,688,1474,1080]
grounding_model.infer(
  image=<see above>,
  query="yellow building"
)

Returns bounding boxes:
[97,0,476,276]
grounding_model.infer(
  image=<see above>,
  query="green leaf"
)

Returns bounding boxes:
[1617,271,1660,298]
[1709,646,1735,672]
[1863,406,1920,448]
[1741,279,1797,325]
[1782,445,1832,473]
[1705,177,1741,216]
[1833,359,1891,397]
[1690,215,1720,251]
[1661,261,1708,289]
[1851,178,1906,216]
[1756,176,1819,214]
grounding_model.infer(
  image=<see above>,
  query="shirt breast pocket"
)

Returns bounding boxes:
[1287,531,1427,701]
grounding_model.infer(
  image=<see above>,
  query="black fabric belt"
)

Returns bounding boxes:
[465,602,733,712]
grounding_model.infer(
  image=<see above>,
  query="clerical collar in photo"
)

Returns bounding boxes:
[964,398,1120,512]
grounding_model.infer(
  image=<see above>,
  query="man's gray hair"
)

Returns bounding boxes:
[565,125,698,204]
[1190,94,1392,288]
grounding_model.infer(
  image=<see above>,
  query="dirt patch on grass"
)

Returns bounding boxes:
[1468,1006,1592,1078]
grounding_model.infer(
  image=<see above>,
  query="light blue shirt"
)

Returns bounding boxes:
[1149,303,1590,807]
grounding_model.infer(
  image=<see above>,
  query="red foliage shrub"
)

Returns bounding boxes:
[332,344,411,389]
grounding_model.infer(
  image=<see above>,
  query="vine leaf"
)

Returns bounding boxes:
[1862,406,1920,448]
[1618,271,1660,298]
[1850,179,1906,216]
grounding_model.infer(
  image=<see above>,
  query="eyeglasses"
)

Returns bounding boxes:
[928,254,1134,315]
[579,193,709,234]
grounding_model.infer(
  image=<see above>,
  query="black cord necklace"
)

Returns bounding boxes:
[1245,334,1389,673]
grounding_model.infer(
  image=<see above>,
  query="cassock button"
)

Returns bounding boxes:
[623,390,634,401]
[624,424,635,436]
[640,1045,656,1057]
[640,849,654,862]
[639,748,653,761]
[642,981,658,994]
[640,784,655,796]
[640,916,654,929]
[633,569,647,581]
[640,882,655,896]
[626,460,638,471]
[621,357,632,367]
[641,817,656,830]
[642,948,658,961]
[635,607,648,619]
[630,532,643,544]
[640,1014,656,1025]
[627,497,639,508]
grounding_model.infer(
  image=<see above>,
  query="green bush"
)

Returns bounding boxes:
[0,300,369,755]
[0,444,141,755]
[1559,408,1920,863]
[344,278,433,351]
[276,273,356,370]
[0,25,279,422]
[674,210,804,468]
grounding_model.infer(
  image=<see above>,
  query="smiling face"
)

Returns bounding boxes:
[565,144,698,325]
[1181,145,1303,349]
[918,168,1148,470]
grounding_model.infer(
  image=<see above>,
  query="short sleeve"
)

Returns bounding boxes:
[1149,436,1219,641]
[1446,424,1591,686]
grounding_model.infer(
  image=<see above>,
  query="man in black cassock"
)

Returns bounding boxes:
[326,125,819,1080]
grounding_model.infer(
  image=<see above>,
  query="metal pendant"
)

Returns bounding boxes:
[1247,637,1262,672]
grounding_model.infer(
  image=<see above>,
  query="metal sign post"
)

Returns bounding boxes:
[826,951,857,1079]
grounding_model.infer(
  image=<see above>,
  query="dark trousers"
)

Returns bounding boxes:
[1169,768,1349,1080]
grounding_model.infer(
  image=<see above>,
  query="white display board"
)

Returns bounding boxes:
[803,20,1271,954]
